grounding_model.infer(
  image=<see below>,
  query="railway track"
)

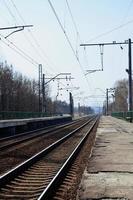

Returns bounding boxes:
[0,116,93,175]
[0,117,86,151]
[0,115,98,199]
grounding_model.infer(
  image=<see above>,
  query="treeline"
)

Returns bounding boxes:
[0,61,39,112]
[0,61,95,116]
[103,78,129,114]
[0,61,72,114]
[78,105,94,115]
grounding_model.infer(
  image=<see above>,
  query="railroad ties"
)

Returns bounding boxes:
[0,115,98,199]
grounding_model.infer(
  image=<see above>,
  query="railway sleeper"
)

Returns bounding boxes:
[18,175,49,180]
[9,181,46,186]
[15,178,46,183]
[20,173,53,178]
[5,184,46,190]
[0,193,39,199]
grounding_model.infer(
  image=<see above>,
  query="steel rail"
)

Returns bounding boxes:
[0,117,88,151]
[38,116,98,199]
[0,118,75,142]
[0,116,96,188]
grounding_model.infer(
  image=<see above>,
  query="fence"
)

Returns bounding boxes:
[0,111,52,120]
[111,111,133,121]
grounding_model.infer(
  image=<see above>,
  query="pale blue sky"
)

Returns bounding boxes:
[0,0,133,108]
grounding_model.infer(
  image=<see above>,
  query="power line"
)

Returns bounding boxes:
[3,0,17,25]
[4,36,39,65]
[121,0,133,23]
[0,2,41,69]
[10,0,60,74]
[48,0,82,64]
[87,18,133,42]
[8,0,76,94]
[47,0,93,89]
[65,0,81,42]
[65,0,83,63]
[10,0,91,97]
[0,38,38,67]
[65,0,105,106]
[0,33,40,66]
[48,0,99,104]
[4,0,60,77]
[64,0,99,100]
[2,1,39,66]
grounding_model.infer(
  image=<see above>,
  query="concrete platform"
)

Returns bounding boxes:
[77,116,133,200]
[0,115,72,137]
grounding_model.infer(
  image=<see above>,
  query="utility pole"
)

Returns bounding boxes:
[106,88,115,115]
[42,74,46,113]
[106,89,109,116]
[80,39,133,117]
[78,102,81,117]
[111,94,115,112]
[38,64,42,112]
[69,92,74,117]
[128,39,132,118]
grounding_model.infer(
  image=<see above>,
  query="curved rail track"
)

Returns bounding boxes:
[0,115,98,199]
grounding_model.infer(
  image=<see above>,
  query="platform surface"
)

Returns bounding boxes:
[77,116,133,200]
[0,114,70,128]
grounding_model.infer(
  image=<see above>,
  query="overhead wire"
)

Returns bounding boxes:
[3,0,17,25]
[87,18,133,42]
[115,0,133,43]
[47,0,95,94]
[1,0,78,105]
[0,1,10,26]
[1,0,39,67]
[47,0,93,103]
[82,2,133,108]
[2,0,99,107]
[64,0,101,108]
[65,0,82,42]
[1,0,58,77]
[0,37,38,67]
[9,0,58,75]
[1,0,61,82]
[63,0,101,107]
[121,0,133,22]
[8,0,82,96]
[65,0,81,65]
[47,0,83,70]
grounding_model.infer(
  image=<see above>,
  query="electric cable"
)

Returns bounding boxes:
[87,18,133,42]
[10,0,60,74]
[48,0,94,91]
[0,37,38,67]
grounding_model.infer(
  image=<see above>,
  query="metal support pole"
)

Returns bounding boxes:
[128,38,132,122]
[38,65,40,112]
[38,64,42,112]
[78,102,80,116]
[128,38,132,111]
[106,89,108,115]
[69,92,74,117]
[42,74,46,113]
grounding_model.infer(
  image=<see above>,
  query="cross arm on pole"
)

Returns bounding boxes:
[80,41,133,46]
[44,73,71,85]
[0,25,33,38]
[0,25,33,30]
